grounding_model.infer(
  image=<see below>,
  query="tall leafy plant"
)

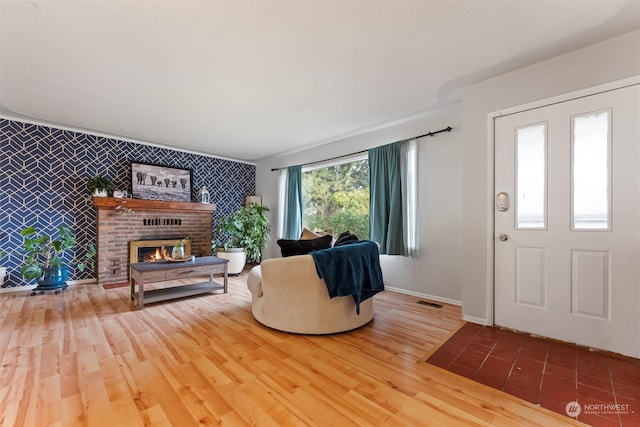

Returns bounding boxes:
[214,204,270,262]
[20,226,95,280]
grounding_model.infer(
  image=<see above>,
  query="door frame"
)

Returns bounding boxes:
[485,75,640,327]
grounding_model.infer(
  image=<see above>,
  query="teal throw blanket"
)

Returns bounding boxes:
[310,241,384,314]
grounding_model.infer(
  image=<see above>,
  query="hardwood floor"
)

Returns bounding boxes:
[0,270,583,426]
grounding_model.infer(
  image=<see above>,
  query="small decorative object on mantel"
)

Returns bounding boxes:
[115,198,133,216]
[199,186,210,204]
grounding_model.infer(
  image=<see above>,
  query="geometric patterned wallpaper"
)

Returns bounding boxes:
[0,118,255,288]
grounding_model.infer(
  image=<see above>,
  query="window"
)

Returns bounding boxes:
[276,169,288,238]
[301,154,370,240]
[571,110,611,230]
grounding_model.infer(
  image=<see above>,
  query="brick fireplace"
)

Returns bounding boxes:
[93,197,215,285]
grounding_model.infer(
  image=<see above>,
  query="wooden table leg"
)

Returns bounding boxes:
[138,281,144,309]
[131,278,144,309]
[223,264,228,293]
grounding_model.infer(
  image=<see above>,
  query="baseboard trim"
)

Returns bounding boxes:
[70,279,98,286]
[0,284,36,293]
[462,315,492,326]
[384,286,461,306]
[0,278,97,293]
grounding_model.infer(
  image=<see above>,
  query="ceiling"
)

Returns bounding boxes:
[1,0,638,162]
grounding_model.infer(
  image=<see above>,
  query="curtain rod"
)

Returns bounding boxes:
[270,126,452,172]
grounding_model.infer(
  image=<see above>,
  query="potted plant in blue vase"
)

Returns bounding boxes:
[20,226,96,295]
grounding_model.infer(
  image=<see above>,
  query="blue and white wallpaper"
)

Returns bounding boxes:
[0,119,255,288]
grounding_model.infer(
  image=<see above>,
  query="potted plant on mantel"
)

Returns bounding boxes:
[213,203,270,274]
[20,225,96,295]
[87,174,114,197]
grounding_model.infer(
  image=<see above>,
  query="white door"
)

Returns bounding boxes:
[494,84,640,358]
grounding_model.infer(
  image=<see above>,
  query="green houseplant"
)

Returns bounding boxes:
[20,226,96,294]
[214,204,270,273]
[87,174,114,197]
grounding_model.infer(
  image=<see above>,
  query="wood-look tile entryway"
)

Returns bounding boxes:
[428,323,640,426]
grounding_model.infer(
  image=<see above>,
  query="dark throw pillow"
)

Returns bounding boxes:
[334,231,360,247]
[277,234,333,257]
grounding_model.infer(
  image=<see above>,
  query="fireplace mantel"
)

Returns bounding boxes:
[93,197,216,213]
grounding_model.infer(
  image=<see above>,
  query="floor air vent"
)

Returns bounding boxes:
[416,300,443,308]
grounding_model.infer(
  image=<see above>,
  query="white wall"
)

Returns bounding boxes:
[461,30,640,323]
[256,103,463,303]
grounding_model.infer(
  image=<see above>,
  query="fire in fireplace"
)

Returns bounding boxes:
[139,246,170,262]
[129,239,192,263]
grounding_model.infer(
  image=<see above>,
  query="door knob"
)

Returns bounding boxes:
[498,234,509,241]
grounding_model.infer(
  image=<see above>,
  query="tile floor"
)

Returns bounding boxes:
[427,323,640,426]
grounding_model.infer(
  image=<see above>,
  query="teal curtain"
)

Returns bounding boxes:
[283,165,302,239]
[369,142,404,255]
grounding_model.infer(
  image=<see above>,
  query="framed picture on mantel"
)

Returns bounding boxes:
[131,161,193,202]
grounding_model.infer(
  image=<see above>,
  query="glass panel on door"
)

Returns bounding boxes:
[515,123,547,229]
[572,110,611,230]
